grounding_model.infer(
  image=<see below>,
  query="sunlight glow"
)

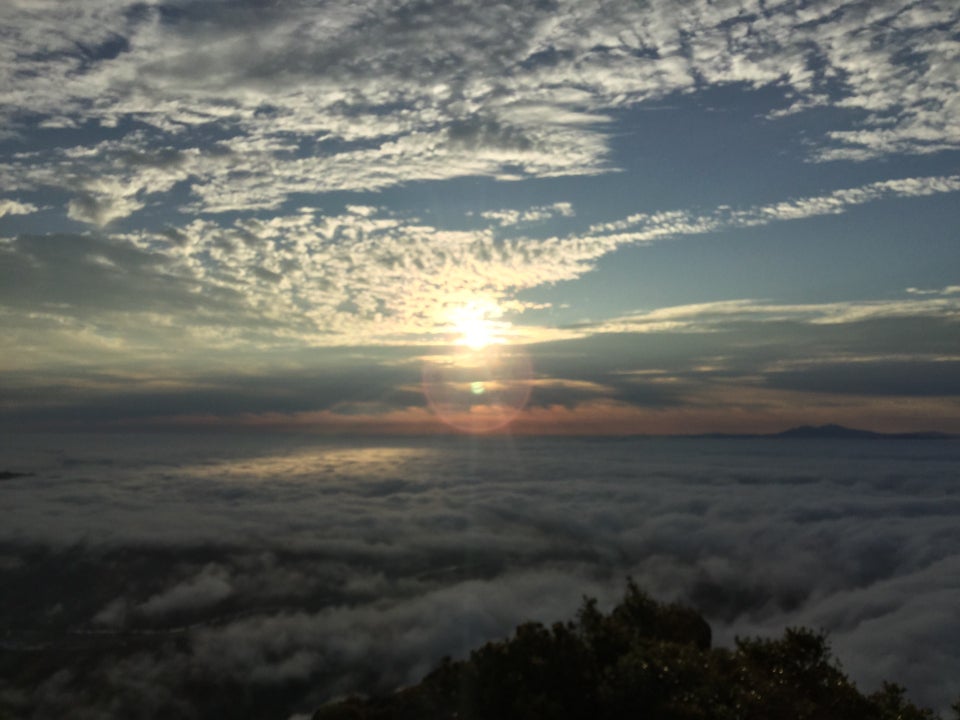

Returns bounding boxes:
[449,301,505,349]
[423,300,533,433]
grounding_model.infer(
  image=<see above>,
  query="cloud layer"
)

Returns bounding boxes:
[0,434,958,717]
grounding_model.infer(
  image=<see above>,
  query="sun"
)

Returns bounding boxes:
[425,299,532,433]
[449,301,504,350]
[457,314,495,349]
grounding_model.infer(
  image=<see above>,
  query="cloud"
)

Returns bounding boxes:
[1,1,958,219]
[588,295,960,333]
[765,359,960,396]
[738,176,960,223]
[0,199,38,218]
[92,598,128,629]
[137,563,233,618]
[3,139,195,226]
[587,174,960,237]
[2,3,959,716]
[3,282,959,432]
[479,202,575,227]
[1,434,959,714]
[907,284,960,296]
[190,570,602,688]
[67,191,144,227]
[4,169,954,372]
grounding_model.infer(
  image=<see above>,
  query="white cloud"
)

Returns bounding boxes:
[590,174,960,236]
[591,295,960,335]
[1,0,958,217]
[2,138,195,225]
[566,174,960,280]
[907,284,960,296]
[480,201,575,227]
[0,199,38,218]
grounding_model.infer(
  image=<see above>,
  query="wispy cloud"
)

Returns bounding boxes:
[586,295,960,334]
[588,175,960,238]
[907,284,960,296]
[478,202,575,227]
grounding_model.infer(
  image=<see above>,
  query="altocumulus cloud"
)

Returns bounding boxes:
[1,0,959,220]
[2,173,958,368]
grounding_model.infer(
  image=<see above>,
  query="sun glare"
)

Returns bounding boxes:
[449,302,504,349]
[422,300,533,433]
[458,316,495,349]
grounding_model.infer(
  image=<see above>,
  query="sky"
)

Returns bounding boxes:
[2,0,959,434]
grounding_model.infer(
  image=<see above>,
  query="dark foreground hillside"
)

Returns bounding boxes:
[314,582,958,720]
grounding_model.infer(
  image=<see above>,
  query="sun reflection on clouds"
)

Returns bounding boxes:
[180,446,436,482]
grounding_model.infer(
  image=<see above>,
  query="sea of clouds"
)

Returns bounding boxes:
[1,433,958,718]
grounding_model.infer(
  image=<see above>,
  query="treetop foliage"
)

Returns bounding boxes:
[313,580,956,720]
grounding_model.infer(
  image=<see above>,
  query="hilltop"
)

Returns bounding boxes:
[313,582,957,720]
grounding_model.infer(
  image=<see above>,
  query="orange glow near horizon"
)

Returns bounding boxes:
[90,383,960,437]
[421,344,533,434]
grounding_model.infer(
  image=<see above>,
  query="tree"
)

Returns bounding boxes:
[312,583,944,720]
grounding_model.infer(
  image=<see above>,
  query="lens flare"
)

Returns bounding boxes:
[422,301,532,433]
[422,345,533,433]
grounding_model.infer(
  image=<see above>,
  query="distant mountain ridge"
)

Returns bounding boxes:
[693,424,955,440]
[774,423,954,439]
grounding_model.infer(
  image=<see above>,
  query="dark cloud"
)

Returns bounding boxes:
[137,563,233,618]
[526,376,688,410]
[767,360,960,396]
[0,233,239,315]
[118,148,188,170]
[446,117,535,152]
[73,32,131,67]
[0,364,423,430]
[68,192,143,226]
[4,306,960,431]
[758,317,960,360]
[533,315,960,406]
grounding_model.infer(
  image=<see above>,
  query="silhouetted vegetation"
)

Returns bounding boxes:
[313,581,957,720]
